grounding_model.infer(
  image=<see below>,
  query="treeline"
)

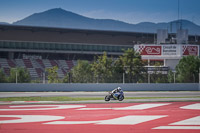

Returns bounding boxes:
[47,49,200,83]
[64,49,146,83]
[0,67,31,83]
[0,49,199,83]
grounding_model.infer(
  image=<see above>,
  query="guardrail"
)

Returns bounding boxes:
[0,83,199,92]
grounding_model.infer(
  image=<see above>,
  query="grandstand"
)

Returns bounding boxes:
[0,24,200,80]
[0,58,76,78]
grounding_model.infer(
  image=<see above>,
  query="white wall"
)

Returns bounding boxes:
[165,59,180,70]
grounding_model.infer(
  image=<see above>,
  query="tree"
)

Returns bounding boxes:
[0,69,7,83]
[91,52,113,83]
[168,70,175,83]
[118,48,146,83]
[112,59,124,83]
[175,55,200,83]
[70,60,93,83]
[7,68,17,83]
[46,66,59,83]
[7,67,31,83]
[150,62,168,83]
[63,72,71,83]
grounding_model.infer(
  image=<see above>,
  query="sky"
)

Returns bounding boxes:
[0,0,200,25]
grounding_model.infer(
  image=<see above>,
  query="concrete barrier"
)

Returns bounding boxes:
[0,83,199,92]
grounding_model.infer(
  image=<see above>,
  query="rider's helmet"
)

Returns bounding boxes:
[117,87,122,91]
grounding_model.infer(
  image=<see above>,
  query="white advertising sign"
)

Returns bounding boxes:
[162,45,177,56]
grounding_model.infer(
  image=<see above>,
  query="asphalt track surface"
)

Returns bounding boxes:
[0,102,200,133]
[1,91,200,98]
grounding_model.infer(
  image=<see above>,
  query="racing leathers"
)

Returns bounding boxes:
[111,88,123,99]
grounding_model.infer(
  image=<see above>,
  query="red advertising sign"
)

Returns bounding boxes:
[182,45,198,56]
[139,46,162,55]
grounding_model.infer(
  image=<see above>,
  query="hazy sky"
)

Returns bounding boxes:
[0,0,200,25]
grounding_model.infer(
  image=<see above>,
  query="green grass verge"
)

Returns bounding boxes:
[0,96,200,101]
[126,96,200,99]
[0,97,103,101]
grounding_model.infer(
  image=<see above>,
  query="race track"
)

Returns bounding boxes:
[0,102,199,133]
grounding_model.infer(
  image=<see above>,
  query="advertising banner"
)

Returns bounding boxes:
[182,45,199,56]
[137,45,161,55]
[162,45,177,56]
[135,44,199,57]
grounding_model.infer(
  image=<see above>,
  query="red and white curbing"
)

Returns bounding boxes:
[0,102,199,133]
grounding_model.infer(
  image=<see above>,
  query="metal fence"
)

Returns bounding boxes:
[33,73,174,84]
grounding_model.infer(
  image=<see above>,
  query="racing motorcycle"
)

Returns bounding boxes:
[105,91,124,101]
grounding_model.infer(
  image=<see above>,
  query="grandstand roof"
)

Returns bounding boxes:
[0,24,155,36]
[0,24,156,45]
[1,24,199,45]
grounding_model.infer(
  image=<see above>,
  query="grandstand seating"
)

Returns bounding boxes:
[35,68,43,77]
[61,68,67,75]
[36,59,45,68]
[7,59,16,67]
[58,60,69,70]
[23,59,33,68]
[0,58,9,68]
[15,59,25,68]
[72,60,77,66]
[43,59,53,68]
[27,68,38,78]
[0,58,77,79]
[50,60,58,67]
[66,60,74,70]
[57,68,65,78]
[31,59,41,68]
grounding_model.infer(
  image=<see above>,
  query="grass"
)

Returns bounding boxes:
[0,96,199,101]
[0,97,103,101]
[126,96,200,99]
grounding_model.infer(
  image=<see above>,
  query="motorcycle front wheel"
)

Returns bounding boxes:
[118,95,124,101]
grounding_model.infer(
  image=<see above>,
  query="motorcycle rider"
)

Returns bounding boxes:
[111,87,123,99]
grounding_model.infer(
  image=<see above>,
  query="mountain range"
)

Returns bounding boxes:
[2,8,200,35]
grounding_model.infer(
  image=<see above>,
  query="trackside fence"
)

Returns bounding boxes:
[0,83,199,92]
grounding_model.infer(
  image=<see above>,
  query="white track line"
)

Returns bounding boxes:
[77,103,170,110]
[45,115,167,125]
[153,126,200,130]
[0,105,85,111]
[0,115,64,124]
[180,103,200,110]
[170,116,200,125]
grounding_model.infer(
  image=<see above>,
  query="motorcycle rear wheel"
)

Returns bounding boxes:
[105,95,110,101]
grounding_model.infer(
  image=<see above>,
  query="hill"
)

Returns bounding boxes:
[13,8,200,35]
[0,22,10,25]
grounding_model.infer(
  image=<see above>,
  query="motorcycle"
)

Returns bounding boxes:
[105,91,124,101]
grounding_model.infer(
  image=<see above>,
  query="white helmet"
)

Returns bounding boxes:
[117,87,121,91]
